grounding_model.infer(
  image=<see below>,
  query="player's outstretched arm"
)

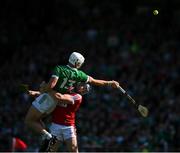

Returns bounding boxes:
[88,76,119,88]
[40,82,74,104]
[48,90,74,104]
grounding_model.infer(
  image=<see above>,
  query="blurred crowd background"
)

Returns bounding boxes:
[0,0,179,152]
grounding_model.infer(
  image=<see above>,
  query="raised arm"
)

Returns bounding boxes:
[47,77,58,89]
[28,89,74,105]
[47,90,74,104]
[38,76,58,94]
[88,76,119,88]
[27,77,58,98]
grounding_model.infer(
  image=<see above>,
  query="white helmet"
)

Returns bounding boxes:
[68,52,85,68]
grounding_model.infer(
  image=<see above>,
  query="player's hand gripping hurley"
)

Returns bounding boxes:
[117,86,148,117]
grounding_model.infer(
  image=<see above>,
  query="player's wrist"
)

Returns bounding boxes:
[107,81,113,86]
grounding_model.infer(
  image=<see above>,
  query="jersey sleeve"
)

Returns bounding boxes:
[51,66,60,78]
[77,71,89,82]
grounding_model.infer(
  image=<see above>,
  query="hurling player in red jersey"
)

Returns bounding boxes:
[39,82,90,152]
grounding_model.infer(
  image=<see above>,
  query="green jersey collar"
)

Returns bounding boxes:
[66,65,77,71]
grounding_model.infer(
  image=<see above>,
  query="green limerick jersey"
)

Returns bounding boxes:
[51,65,89,93]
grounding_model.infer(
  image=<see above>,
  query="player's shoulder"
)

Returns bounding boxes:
[54,65,68,71]
[77,69,86,74]
[77,69,83,72]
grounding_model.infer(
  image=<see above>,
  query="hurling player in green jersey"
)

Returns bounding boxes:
[48,52,119,93]
[25,52,119,147]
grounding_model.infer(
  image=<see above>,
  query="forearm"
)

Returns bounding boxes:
[47,77,58,89]
[88,76,111,87]
[88,76,119,88]
[48,90,74,104]
[89,79,109,87]
[39,78,58,93]
[40,80,74,104]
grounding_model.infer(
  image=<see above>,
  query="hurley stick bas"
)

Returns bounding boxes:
[117,86,148,117]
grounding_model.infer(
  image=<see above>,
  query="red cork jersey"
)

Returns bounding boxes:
[52,93,82,126]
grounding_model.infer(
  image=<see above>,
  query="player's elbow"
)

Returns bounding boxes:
[88,76,95,84]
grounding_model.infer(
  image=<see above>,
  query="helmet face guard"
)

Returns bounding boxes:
[69,52,85,68]
[75,60,84,68]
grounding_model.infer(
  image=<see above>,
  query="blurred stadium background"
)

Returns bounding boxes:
[0,0,179,152]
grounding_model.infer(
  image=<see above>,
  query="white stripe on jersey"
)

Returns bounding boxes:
[86,76,90,83]
[51,75,59,79]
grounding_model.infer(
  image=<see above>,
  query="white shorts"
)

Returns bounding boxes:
[49,123,77,141]
[32,93,57,114]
